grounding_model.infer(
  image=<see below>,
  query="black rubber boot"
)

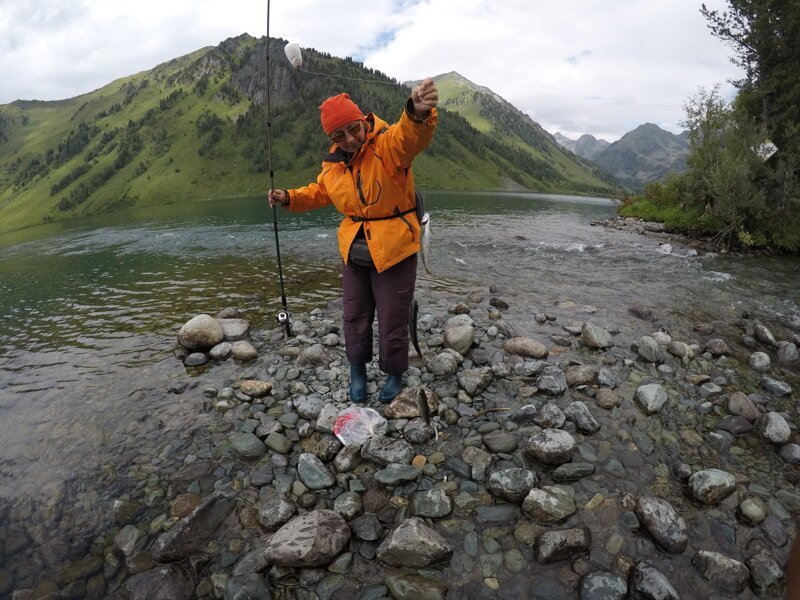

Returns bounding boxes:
[349,362,367,404]
[379,372,403,403]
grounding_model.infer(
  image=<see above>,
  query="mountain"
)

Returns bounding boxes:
[411,72,621,196]
[0,38,620,233]
[593,124,690,191]
[553,132,577,153]
[554,132,610,161]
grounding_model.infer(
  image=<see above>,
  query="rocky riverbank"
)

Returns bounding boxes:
[4,283,800,599]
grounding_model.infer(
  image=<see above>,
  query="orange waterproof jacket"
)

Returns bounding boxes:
[286,101,438,272]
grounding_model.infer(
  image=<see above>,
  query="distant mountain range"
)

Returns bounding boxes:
[554,125,690,191]
[0,39,619,233]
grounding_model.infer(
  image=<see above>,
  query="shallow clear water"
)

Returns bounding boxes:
[0,191,798,576]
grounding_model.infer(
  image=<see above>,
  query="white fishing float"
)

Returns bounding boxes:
[284,42,303,70]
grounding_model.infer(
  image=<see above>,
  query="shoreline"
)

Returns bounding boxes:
[4,278,799,599]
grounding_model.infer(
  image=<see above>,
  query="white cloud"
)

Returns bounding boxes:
[0,0,743,140]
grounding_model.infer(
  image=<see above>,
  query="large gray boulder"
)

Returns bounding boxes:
[177,314,224,351]
[264,510,351,567]
[376,518,453,568]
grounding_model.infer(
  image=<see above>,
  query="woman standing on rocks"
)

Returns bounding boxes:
[268,78,439,404]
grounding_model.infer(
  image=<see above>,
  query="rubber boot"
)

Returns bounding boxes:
[349,362,367,404]
[379,372,403,403]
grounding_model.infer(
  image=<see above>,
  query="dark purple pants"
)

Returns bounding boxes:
[342,254,417,374]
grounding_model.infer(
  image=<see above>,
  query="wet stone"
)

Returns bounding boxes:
[537,365,568,396]
[229,432,267,460]
[412,488,452,518]
[757,411,791,444]
[779,443,800,464]
[486,467,537,504]
[636,336,663,363]
[384,571,448,600]
[579,572,627,600]
[265,432,293,454]
[265,510,351,567]
[533,527,591,564]
[294,396,325,420]
[523,486,576,524]
[333,491,362,521]
[257,493,298,531]
[594,388,620,409]
[762,515,788,547]
[350,514,383,542]
[747,551,785,597]
[151,493,236,562]
[503,337,549,358]
[185,352,208,366]
[564,401,601,434]
[375,463,421,486]
[691,550,749,593]
[526,428,576,466]
[634,497,687,554]
[482,430,518,453]
[553,462,595,482]
[376,518,454,568]
[761,375,792,396]
[298,453,336,489]
[475,504,520,524]
[748,351,771,372]
[225,573,272,600]
[362,435,414,465]
[581,323,613,349]
[635,383,667,415]
[688,469,736,505]
[718,416,753,435]
[628,561,679,600]
[535,403,566,428]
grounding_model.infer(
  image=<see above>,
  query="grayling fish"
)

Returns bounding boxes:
[420,213,434,277]
[417,387,430,425]
[409,297,422,359]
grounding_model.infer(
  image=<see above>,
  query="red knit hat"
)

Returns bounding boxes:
[319,93,365,135]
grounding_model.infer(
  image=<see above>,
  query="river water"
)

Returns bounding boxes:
[1,191,799,589]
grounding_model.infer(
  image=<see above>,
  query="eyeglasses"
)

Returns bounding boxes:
[329,122,363,144]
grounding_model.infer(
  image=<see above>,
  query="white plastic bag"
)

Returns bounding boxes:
[333,407,388,445]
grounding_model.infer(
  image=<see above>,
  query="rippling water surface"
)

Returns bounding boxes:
[1,191,799,576]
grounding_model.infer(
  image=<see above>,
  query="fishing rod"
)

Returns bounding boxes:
[266,0,292,337]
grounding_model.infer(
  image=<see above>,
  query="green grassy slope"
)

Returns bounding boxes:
[0,35,620,233]
[430,72,622,195]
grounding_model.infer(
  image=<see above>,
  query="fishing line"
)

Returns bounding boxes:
[283,42,398,87]
[266,0,292,337]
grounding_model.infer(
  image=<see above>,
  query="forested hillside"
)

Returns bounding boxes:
[0,35,620,233]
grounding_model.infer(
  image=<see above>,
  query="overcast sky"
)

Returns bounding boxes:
[0,0,743,141]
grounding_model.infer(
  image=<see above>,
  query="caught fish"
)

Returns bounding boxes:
[409,297,422,359]
[420,212,434,277]
[417,387,431,425]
